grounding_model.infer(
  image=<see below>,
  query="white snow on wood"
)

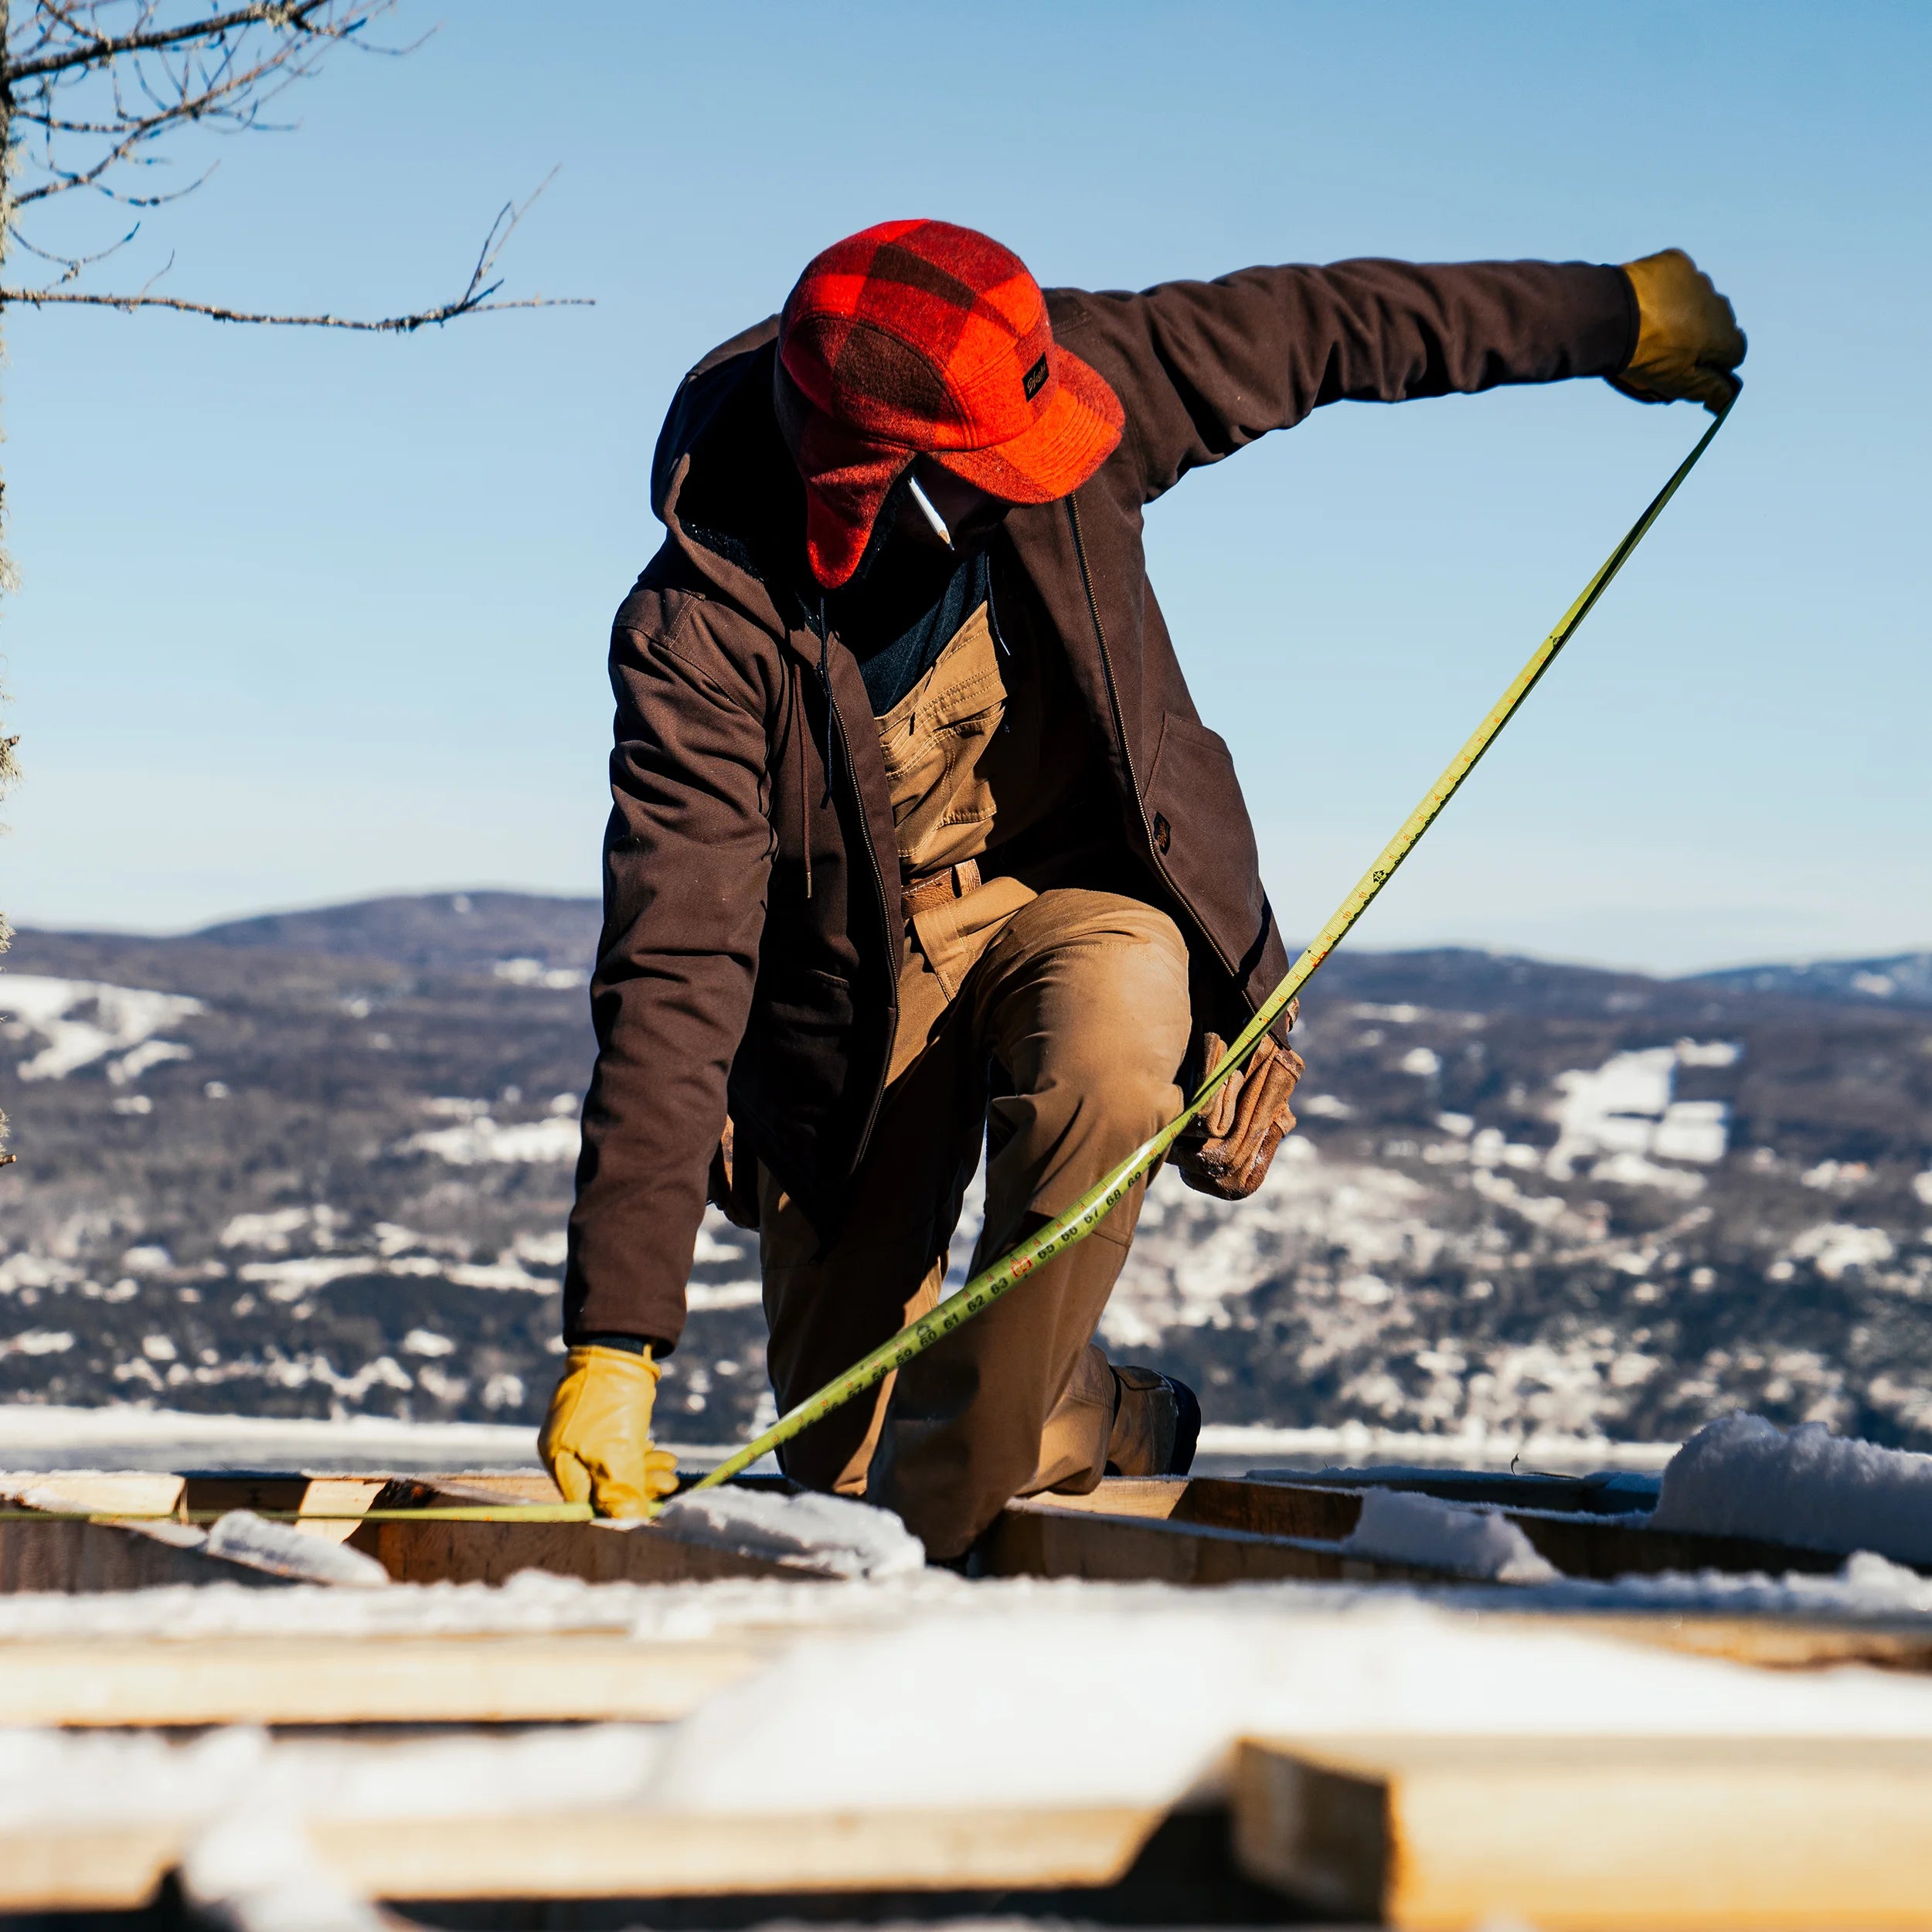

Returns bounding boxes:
[203,1512,389,1589]
[657,1488,925,1580]
[1650,1415,1932,1566]
[645,1595,1932,1818]
[1546,1042,1736,1181]
[403,1115,580,1165]
[0,975,203,1083]
[1340,1487,1558,1582]
[182,1809,386,1932]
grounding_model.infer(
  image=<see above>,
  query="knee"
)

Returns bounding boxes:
[1065,913,1190,1088]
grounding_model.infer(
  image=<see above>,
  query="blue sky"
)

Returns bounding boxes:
[2,1,1926,972]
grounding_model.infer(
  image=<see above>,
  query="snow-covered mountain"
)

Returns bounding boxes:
[2,895,1929,1448]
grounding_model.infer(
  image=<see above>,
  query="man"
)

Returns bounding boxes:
[539,223,1743,1560]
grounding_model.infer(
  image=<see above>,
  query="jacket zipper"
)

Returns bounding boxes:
[1067,493,1155,859]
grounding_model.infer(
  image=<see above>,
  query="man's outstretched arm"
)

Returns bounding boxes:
[1054,251,1741,501]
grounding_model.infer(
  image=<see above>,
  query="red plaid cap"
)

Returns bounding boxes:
[776,219,1125,587]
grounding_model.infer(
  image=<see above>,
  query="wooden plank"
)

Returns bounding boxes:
[0,1827,182,1912]
[322,1803,1164,1902]
[181,1474,387,1544]
[1233,1735,1932,1930]
[1077,1476,1863,1583]
[0,1515,291,1593]
[346,1512,804,1586]
[0,1634,766,1727]
[1479,1611,1932,1675]
[0,1804,1165,1910]
[981,1496,1455,1587]
[0,1473,185,1516]
[1248,1466,1662,1517]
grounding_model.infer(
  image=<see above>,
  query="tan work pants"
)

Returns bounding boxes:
[758,888,1191,1560]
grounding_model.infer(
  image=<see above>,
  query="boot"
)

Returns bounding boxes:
[1105,1365,1202,1477]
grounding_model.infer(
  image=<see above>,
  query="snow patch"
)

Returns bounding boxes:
[687,1280,762,1312]
[204,1512,390,1589]
[656,1488,925,1580]
[221,1209,316,1253]
[1341,1487,1559,1583]
[1546,1043,1735,1179]
[404,1116,580,1165]
[2,975,203,1082]
[1651,1415,1932,1566]
[0,1330,74,1359]
[492,957,588,991]
[1784,1223,1896,1281]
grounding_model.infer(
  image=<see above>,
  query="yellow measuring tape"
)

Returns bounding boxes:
[682,397,1735,1504]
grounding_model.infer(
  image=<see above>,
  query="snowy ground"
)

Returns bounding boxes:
[0,1401,1679,1480]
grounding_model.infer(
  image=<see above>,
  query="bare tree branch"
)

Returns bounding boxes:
[0,168,587,329]
[2,6,586,325]
[11,1,347,84]
[0,283,584,329]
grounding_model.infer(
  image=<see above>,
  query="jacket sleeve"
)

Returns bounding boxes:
[1057,259,1637,503]
[563,594,774,1352]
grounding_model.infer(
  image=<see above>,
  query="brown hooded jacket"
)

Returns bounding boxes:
[564,257,1638,1349]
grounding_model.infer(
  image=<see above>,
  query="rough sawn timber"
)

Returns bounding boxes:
[1233,1734,1932,1930]
[1015,1475,1865,1583]
[346,1476,804,1584]
[0,1515,291,1593]
[982,1493,1457,1586]
[0,1634,769,1728]
[0,1800,1167,1909]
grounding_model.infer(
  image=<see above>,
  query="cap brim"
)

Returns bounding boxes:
[934,345,1124,505]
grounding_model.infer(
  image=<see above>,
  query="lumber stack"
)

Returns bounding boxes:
[2,1464,1931,1926]
[1235,1736,1932,1930]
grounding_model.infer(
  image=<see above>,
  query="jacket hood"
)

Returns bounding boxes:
[651,317,814,646]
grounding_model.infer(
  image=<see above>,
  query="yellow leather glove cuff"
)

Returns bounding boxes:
[539,1344,680,1519]
[1614,247,1746,416]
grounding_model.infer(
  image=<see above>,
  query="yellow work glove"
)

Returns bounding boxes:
[539,1344,680,1518]
[1612,248,1746,416]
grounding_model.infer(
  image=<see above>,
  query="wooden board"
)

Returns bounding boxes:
[1029,1475,1862,1583]
[0,1802,1165,1910]
[1248,1465,1662,1516]
[0,1515,293,1593]
[1233,1734,1932,1930]
[0,1634,767,1727]
[981,1495,1454,1586]
[346,1512,804,1586]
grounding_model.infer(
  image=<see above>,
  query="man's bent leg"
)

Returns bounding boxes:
[759,1009,984,1498]
[866,889,1191,1556]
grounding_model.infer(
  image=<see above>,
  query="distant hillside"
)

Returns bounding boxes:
[1688,953,1932,1009]
[2,895,1929,1450]
[189,892,602,976]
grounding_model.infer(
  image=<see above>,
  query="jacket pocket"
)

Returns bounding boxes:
[756,963,855,1038]
[1144,711,1269,962]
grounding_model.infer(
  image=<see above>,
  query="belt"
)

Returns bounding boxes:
[901,856,986,922]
